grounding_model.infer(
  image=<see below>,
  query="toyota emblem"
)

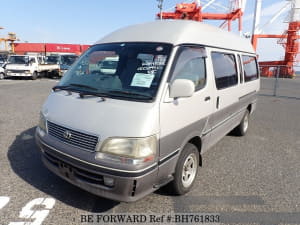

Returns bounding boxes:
[63,130,72,139]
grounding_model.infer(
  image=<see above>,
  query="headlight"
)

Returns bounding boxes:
[38,113,47,132]
[95,136,157,165]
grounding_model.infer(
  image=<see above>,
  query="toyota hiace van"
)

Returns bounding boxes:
[36,20,260,202]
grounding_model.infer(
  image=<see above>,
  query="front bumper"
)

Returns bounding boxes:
[35,131,158,202]
[6,72,32,77]
[58,70,67,76]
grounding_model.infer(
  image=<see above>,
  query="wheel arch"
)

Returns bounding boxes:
[179,133,202,167]
[247,104,252,113]
[188,136,202,167]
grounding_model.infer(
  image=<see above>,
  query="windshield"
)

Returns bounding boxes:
[8,56,29,64]
[61,55,78,66]
[59,42,172,101]
[45,56,59,64]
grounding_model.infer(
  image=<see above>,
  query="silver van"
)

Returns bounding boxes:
[36,20,260,202]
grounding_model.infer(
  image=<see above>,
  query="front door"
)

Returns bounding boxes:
[158,46,214,180]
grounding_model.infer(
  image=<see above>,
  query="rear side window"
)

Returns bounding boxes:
[242,55,258,82]
[171,47,206,91]
[211,52,238,89]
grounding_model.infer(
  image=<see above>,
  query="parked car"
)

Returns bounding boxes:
[36,20,260,202]
[0,58,6,68]
[0,66,4,80]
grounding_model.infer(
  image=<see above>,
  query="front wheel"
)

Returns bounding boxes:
[233,110,250,136]
[31,72,38,80]
[168,143,199,195]
[0,73,4,80]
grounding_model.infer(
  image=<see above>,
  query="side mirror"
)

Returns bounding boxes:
[169,79,195,98]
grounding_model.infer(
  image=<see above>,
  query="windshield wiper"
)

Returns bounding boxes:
[78,91,108,100]
[52,85,75,92]
[52,85,107,100]
[108,90,152,99]
[53,83,98,92]
[69,83,98,91]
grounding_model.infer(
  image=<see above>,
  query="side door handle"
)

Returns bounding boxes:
[216,96,220,109]
[204,96,211,101]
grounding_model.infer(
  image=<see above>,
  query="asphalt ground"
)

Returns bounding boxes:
[0,78,299,225]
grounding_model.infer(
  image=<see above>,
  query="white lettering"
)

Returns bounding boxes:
[0,196,10,209]
[8,198,55,225]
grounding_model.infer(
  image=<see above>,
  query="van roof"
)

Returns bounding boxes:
[95,20,255,54]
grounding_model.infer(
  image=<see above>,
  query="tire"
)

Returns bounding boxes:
[0,73,4,80]
[31,72,38,80]
[168,143,199,195]
[49,72,55,79]
[48,71,58,79]
[233,110,250,136]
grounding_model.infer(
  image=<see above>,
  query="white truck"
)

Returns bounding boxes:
[5,55,59,80]
[45,54,78,77]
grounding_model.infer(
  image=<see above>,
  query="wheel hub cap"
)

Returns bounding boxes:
[182,153,197,188]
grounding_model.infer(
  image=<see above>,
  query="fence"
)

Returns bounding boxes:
[259,65,300,99]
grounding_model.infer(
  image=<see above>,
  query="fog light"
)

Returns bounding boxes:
[103,177,114,187]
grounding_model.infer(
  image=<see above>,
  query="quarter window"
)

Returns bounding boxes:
[172,47,206,91]
[211,52,238,89]
[242,55,259,82]
[238,55,243,83]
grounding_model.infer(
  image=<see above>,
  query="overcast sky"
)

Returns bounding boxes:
[0,0,292,62]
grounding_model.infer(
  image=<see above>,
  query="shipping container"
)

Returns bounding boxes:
[45,43,81,54]
[14,43,45,54]
[13,43,90,55]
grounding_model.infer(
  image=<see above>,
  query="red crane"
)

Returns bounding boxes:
[157,1,245,33]
[252,0,300,78]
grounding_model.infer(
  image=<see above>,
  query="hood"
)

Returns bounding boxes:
[43,91,159,141]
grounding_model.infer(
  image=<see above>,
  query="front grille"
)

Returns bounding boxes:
[47,121,99,152]
[7,69,28,73]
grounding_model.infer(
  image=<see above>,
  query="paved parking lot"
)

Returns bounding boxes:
[0,78,299,225]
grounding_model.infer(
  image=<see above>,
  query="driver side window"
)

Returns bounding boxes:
[171,47,206,91]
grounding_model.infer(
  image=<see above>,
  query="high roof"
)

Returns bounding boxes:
[96,20,255,53]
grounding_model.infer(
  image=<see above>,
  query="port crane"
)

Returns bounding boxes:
[0,26,18,52]
[158,0,299,78]
[252,0,300,77]
[157,0,246,33]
